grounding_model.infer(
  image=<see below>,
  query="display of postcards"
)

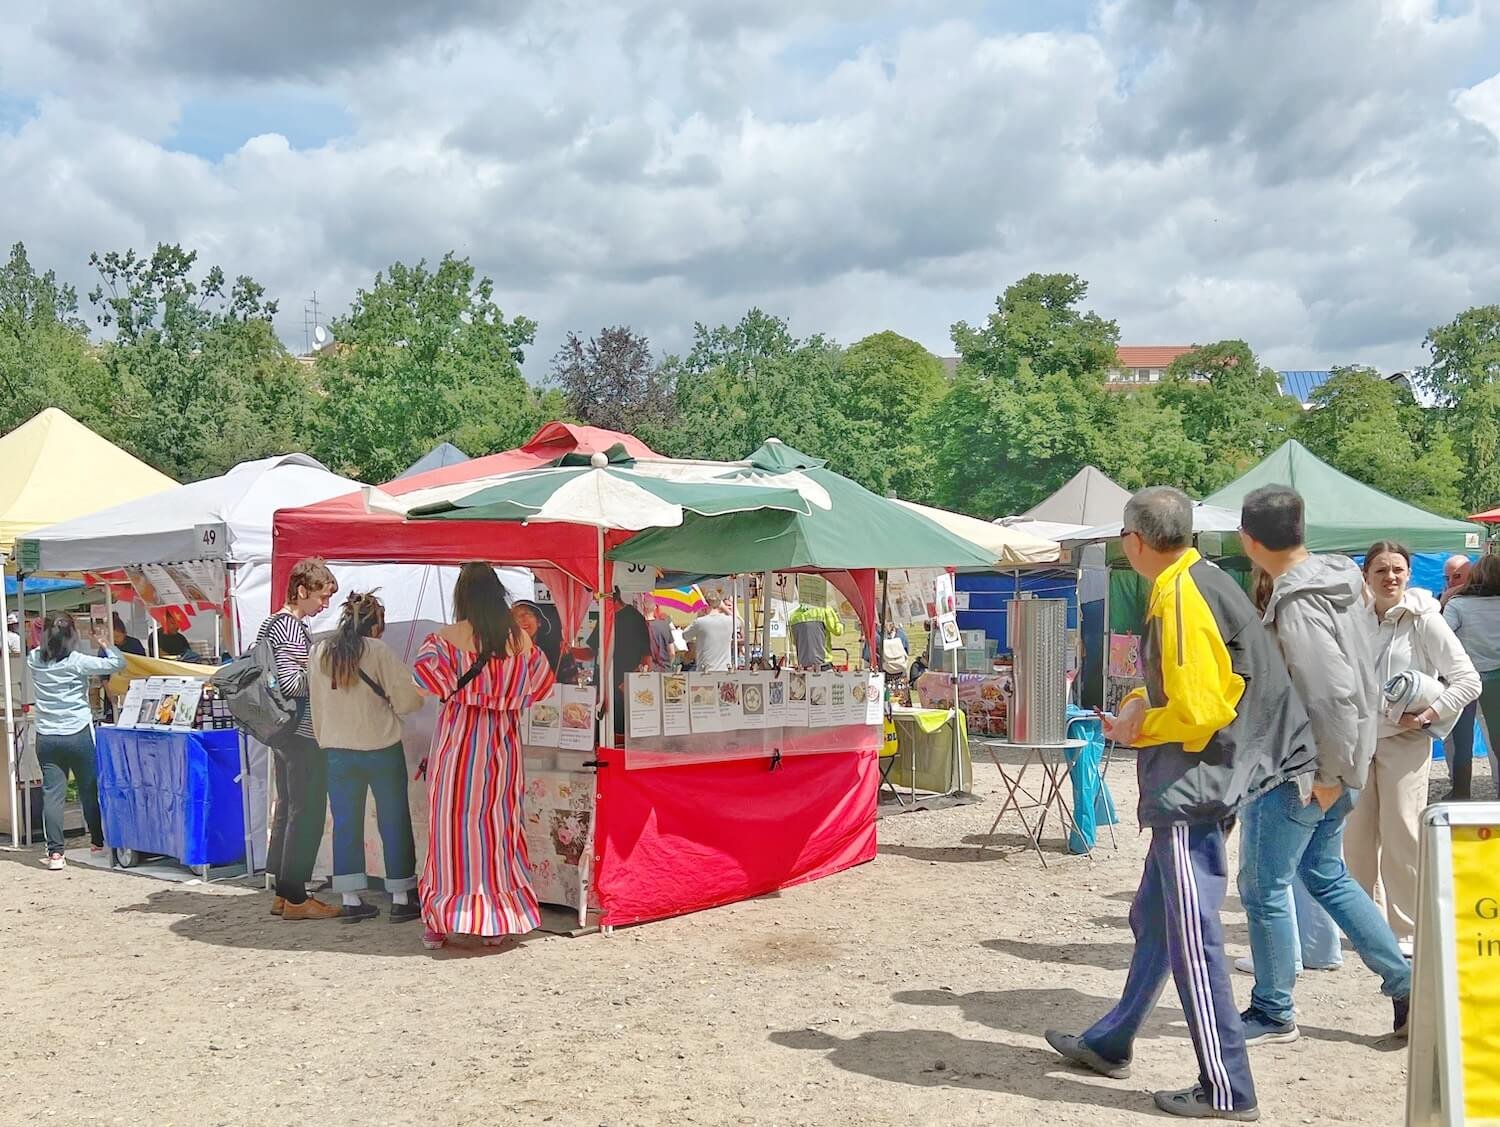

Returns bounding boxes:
[739,673,767,730]
[764,676,788,726]
[716,676,743,730]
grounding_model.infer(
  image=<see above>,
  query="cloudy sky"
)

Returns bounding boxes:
[3,0,1499,377]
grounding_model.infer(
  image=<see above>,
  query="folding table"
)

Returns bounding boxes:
[975,736,1089,867]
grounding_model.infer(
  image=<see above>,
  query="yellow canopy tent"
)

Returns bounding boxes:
[0,408,175,845]
[0,408,176,558]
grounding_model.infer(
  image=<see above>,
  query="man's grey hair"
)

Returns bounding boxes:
[1123,487,1193,552]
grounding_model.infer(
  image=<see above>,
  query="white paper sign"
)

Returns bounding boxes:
[937,612,962,651]
[614,562,658,604]
[191,523,228,560]
[626,673,661,739]
[558,686,596,751]
[807,671,833,728]
[688,674,720,733]
[740,672,768,730]
[785,670,810,727]
[765,674,788,727]
[529,687,562,748]
[661,673,691,736]
[864,673,885,725]
[116,681,146,729]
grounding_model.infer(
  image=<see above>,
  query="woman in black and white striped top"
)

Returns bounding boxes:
[261,558,341,921]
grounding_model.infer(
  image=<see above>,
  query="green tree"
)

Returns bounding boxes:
[312,254,545,481]
[88,244,315,480]
[836,331,948,500]
[0,242,114,434]
[1297,366,1465,516]
[1416,306,1500,512]
[548,326,674,435]
[928,273,1122,516]
[1154,340,1301,493]
[1098,390,1205,494]
[657,310,850,467]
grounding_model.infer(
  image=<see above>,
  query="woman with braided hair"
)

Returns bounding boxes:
[309,591,425,923]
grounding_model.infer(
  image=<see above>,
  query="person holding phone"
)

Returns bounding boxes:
[27,613,125,869]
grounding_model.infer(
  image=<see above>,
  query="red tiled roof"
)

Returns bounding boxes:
[1114,346,1195,369]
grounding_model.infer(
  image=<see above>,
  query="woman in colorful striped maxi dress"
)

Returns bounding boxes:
[413,564,556,950]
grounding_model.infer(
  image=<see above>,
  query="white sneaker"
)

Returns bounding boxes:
[1235,954,1303,977]
[1398,938,1414,958]
[45,853,65,871]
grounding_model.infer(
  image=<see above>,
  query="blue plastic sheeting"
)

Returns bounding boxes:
[1435,717,1491,763]
[95,727,245,867]
[3,576,82,596]
[955,572,1079,646]
[1065,709,1118,854]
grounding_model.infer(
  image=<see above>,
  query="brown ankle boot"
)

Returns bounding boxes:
[270,897,285,916]
[282,898,342,921]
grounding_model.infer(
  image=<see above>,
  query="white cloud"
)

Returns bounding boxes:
[0,0,1497,378]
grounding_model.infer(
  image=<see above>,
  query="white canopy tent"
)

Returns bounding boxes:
[17,453,534,864]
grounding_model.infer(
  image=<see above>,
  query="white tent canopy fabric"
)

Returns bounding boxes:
[1061,502,1242,547]
[20,453,531,646]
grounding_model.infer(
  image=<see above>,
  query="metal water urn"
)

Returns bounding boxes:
[1008,597,1067,744]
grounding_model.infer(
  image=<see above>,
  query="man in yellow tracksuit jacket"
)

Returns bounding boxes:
[1045,487,1316,1123]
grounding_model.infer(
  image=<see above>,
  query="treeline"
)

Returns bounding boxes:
[2,241,1494,516]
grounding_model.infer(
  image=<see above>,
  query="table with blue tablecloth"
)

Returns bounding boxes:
[95,726,246,869]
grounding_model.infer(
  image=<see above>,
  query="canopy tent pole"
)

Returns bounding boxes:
[760,572,773,663]
[1,554,18,848]
[18,573,30,846]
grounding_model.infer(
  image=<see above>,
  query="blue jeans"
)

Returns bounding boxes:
[1239,781,1411,1025]
[37,726,102,854]
[326,745,417,893]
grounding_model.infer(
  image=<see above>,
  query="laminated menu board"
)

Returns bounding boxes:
[829,673,852,726]
[765,674,788,727]
[626,673,661,739]
[739,672,768,730]
[118,676,203,730]
[558,686,596,751]
[807,671,833,728]
[785,670,810,727]
[716,676,743,730]
[661,673,690,736]
[865,673,885,725]
[688,674,720,733]
[529,687,563,748]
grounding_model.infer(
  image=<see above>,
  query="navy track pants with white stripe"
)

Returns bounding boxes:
[1082,821,1257,1114]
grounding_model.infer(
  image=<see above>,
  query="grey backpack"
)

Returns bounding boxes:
[210,632,299,746]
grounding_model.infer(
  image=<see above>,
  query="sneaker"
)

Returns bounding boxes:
[1235,955,1312,977]
[422,928,447,951]
[1042,1029,1131,1079]
[389,897,421,924]
[1153,1086,1260,1121]
[45,853,65,871]
[1240,1006,1299,1046]
[339,900,379,923]
[1393,995,1410,1039]
[281,898,343,921]
[1398,938,1414,958]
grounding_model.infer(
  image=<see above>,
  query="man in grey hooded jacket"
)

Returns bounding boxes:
[1236,485,1412,1045]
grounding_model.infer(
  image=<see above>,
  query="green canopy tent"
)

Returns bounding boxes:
[1203,440,1483,554]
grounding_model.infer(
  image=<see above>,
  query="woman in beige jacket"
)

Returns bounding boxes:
[310,592,425,923]
[1348,542,1479,951]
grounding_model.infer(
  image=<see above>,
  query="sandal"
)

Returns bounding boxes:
[421,928,447,951]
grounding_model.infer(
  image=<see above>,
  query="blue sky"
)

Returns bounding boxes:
[1,0,1498,377]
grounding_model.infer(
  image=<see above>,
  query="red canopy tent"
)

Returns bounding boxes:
[271,423,878,928]
[1469,507,1500,525]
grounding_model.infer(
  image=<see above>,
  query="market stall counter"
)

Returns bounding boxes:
[96,727,245,871]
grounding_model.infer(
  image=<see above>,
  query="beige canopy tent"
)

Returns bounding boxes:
[891,498,1059,566]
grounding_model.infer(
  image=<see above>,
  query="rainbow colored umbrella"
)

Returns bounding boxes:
[653,585,706,614]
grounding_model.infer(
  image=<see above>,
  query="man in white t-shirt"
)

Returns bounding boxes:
[5,613,20,655]
[684,597,734,672]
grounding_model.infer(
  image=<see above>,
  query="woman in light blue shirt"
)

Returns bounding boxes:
[26,613,125,869]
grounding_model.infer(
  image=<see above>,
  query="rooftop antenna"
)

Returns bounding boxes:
[302,291,323,355]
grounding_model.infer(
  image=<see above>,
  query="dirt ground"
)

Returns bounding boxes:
[3,749,1458,1127]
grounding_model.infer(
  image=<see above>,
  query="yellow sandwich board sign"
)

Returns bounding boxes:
[1408,804,1500,1125]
